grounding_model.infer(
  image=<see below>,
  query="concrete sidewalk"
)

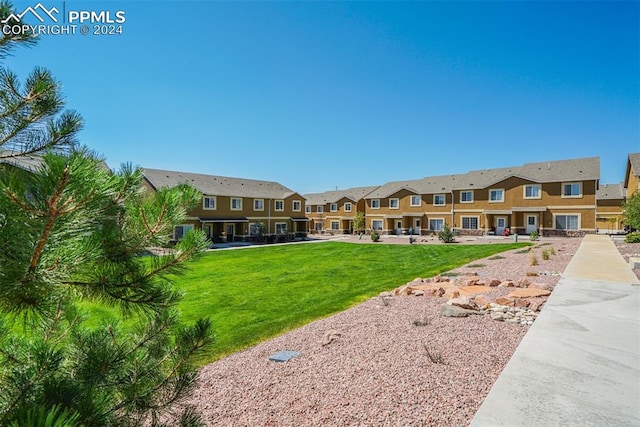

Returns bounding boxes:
[471,235,640,426]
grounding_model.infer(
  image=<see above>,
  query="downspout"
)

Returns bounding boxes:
[450,190,455,232]
[268,198,271,235]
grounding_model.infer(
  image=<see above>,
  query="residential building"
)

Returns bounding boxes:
[358,157,600,237]
[142,168,307,242]
[624,153,640,199]
[363,176,458,235]
[596,183,625,233]
[304,186,379,234]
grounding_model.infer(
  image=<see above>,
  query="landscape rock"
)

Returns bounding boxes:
[440,304,480,318]
[495,296,514,306]
[411,289,425,296]
[488,279,502,287]
[517,278,531,288]
[443,288,461,299]
[507,288,552,299]
[447,296,478,310]
[472,295,493,309]
[499,280,514,288]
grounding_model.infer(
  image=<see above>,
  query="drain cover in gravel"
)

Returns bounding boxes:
[268,350,300,362]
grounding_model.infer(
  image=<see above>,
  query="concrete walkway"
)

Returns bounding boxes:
[471,235,640,426]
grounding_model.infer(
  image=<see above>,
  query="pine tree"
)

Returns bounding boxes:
[0,2,214,425]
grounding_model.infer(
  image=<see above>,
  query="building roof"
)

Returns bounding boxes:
[0,152,44,171]
[361,157,600,197]
[597,183,625,200]
[624,153,640,188]
[142,168,298,199]
[304,186,379,205]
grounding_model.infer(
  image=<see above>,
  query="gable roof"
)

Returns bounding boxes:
[624,153,640,188]
[142,168,298,199]
[304,186,379,205]
[597,183,624,200]
[361,157,600,198]
[0,152,44,172]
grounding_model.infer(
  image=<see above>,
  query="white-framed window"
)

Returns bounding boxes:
[433,194,446,206]
[331,221,340,230]
[460,191,474,203]
[461,216,479,229]
[429,218,444,231]
[253,199,264,211]
[489,188,504,203]
[371,199,381,209]
[524,184,541,199]
[410,195,421,206]
[231,198,242,210]
[555,214,579,230]
[371,219,383,230]
[389,198,399,209]
[275,222,287,234]
[330,203,338,212]
[562,182,582,198]
[305,205,311,213]
[314,222,323,231]
[249,222,262,236]
[293,200,301,212]
[344,202,352,212]
[274,200,284,211]
[174,224,194,240]
[203,196,216,210]
[317,206,324,213]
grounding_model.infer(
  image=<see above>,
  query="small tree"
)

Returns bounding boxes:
[623,192,640,231]
[437,222,456,243]
[0,151,214,426]
[353,211,365,235]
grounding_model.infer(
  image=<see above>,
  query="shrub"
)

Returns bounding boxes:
[437,223,456,243]
[530,230,540,241]
[423,343,446,364]
[541,249,551,260]
[625,232,640,243]
[529,251,539,266]
[371,231,380,242]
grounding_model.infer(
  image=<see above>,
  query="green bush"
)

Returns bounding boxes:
[371,231,380,242]
[437,223,456,243]
[625,232,640,243]
[529,230,540,241]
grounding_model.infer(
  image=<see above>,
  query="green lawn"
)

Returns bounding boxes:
[169,241,525,365]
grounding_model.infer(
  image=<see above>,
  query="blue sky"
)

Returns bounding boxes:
[7,0,639,194]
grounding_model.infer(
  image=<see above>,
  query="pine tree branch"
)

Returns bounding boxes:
[27,164,70,273]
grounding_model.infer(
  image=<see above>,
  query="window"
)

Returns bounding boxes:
[293,200,301,212]
[331,221,340,230]
[460,191,473,203]
[203,196,216,210]
[389,198,399,209]
[274,200,284,211]
[429,218,444,231]
[371,219,383,230]
[489,189,504,202]
[344,202,352,212]
[253,199,264,211]
[371,199,381,209]
[555,214,579,230]
[306,206,311,213]
[249,223,263,236]
[314,222,323,231]
[330,203,338,212]
[317,206,324,213]
[410,195,421,206]
[524,185,541,199]
[275,222,287,234]
[562,182,582,198]
[461,217,479,229]
[433,194,446,206]
[173,224,194,240]
[231,198,242,210]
